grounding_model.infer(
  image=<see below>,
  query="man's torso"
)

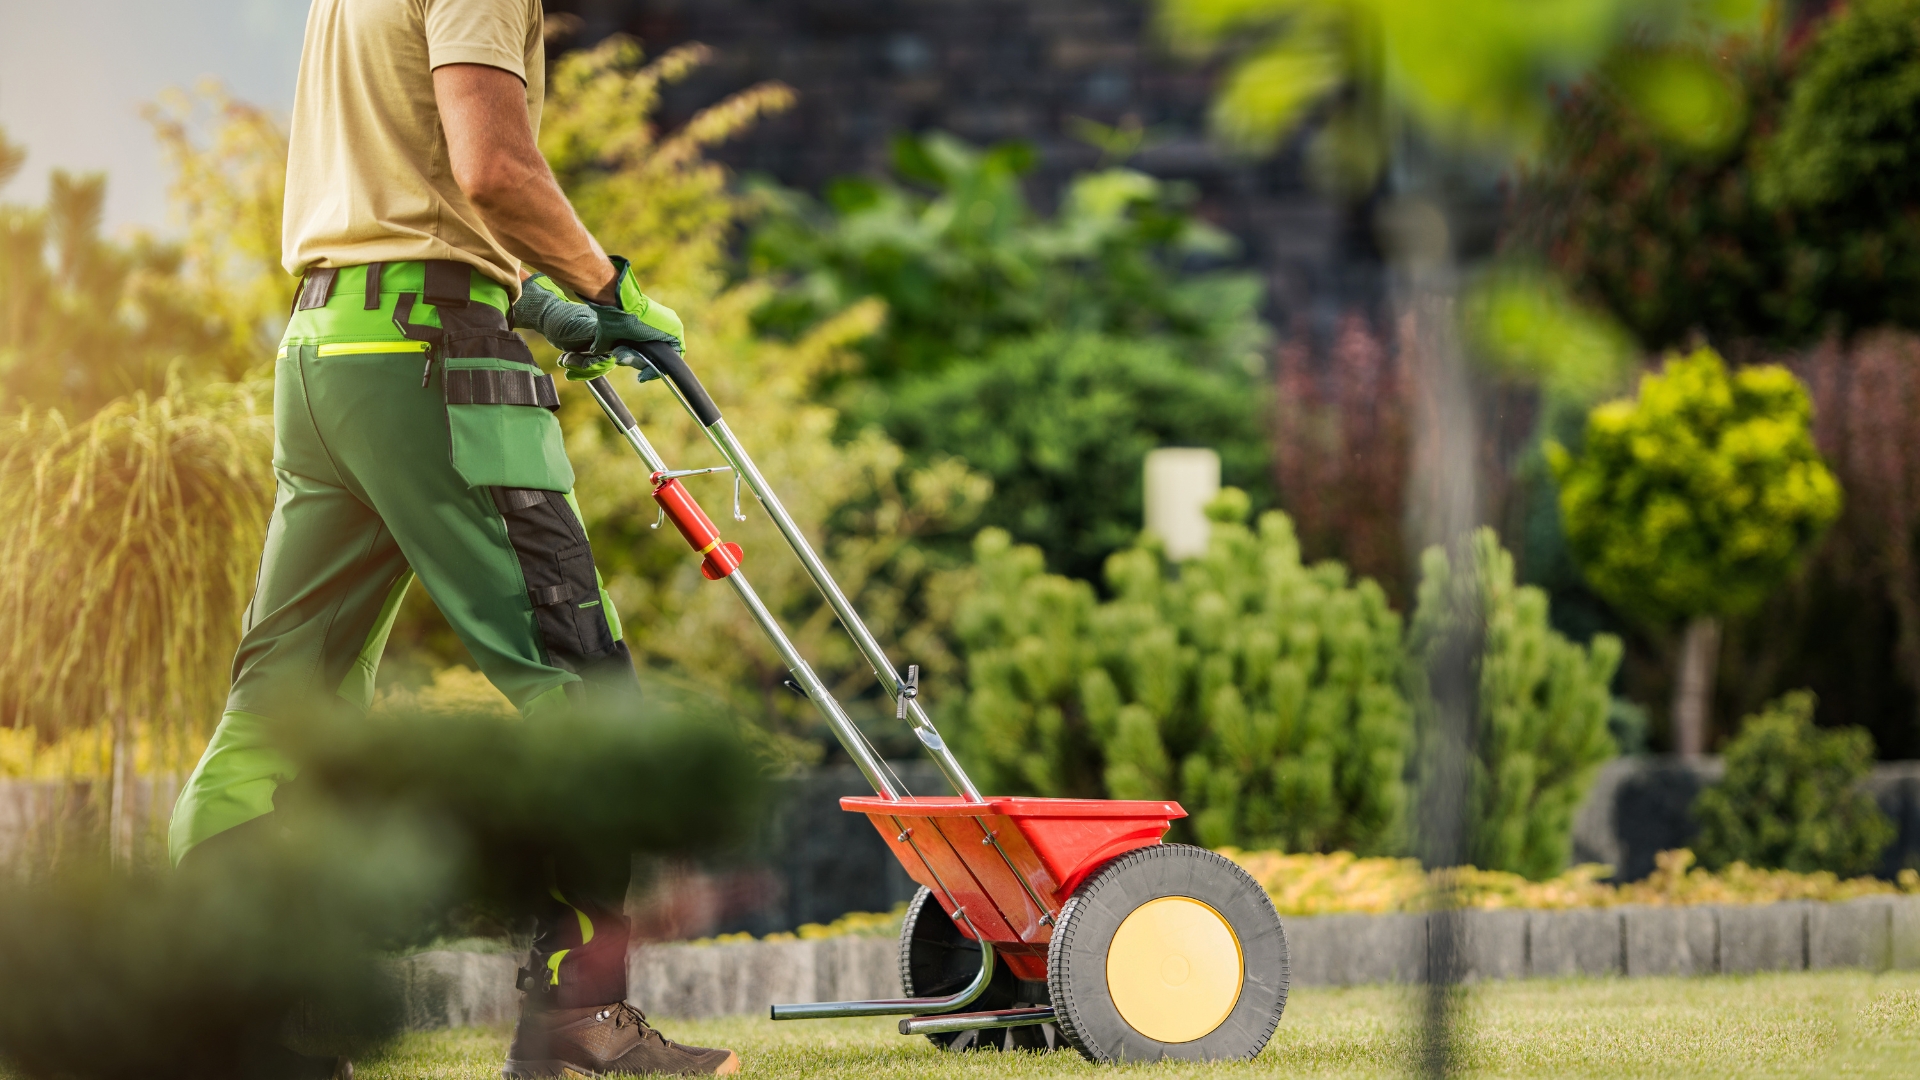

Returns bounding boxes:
[282,0,543,293]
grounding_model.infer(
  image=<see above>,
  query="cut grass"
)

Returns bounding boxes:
[359,969,1920,1079]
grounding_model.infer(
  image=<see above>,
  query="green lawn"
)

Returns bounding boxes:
[361,970,1920,1079]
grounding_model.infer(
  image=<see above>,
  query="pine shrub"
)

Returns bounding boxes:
[1408,529,1622,880]
[952,500,1411,853]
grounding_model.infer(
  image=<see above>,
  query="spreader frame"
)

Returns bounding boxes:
[577,345,1186,1035]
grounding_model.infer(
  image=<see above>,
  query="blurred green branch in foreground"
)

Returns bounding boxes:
[0,699,763,1080]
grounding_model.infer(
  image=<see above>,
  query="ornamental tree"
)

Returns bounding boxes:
[1548,348,1841,754]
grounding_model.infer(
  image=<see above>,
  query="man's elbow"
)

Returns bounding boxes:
[454,159,528,215]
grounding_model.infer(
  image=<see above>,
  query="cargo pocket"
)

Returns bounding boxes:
[442,328,573,492]
[492,486,622,674]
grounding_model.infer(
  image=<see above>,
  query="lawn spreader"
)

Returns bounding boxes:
[569,342,1289,1063]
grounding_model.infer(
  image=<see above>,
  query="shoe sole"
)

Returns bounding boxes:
[503,1052,739,1078]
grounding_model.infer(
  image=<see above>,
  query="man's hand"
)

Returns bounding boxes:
[511,273,598,351]
[588,257,685,355]
[435,63,618,302]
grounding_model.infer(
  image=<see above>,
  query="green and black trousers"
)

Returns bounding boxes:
[170,260,633,1007]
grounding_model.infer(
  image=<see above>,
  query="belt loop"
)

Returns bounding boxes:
[295,266,338,311]
[424,260,471,308]
[364,262,385,310]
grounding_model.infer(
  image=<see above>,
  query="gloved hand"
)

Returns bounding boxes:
[558,345,662,384]
[586,255,685,356]
[510,272,598,352]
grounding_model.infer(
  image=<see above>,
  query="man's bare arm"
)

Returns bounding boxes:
[434,62,617,303]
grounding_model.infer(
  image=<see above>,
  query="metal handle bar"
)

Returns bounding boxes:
[769,916,996,1019]
[621,342,983,803]
[581,374,901,800]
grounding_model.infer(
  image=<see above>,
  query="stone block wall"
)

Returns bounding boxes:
[392,897,1920,1028]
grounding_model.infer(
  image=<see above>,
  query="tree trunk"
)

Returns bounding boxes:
[1671,615,1721,758]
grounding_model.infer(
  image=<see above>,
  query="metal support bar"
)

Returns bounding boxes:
[899,1007,1056,1036]
[771,921,995,1020]
[698,416,983,802]
[581,376,900,800]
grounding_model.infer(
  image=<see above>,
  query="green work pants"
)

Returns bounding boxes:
[170,261,636,1005]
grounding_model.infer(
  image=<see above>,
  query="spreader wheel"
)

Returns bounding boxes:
[1047,844,1287,1063]
[898,887,1063,1052]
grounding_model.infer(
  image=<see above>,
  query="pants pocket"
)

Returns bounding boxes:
[494,487,619,670]
[442,335,573,492]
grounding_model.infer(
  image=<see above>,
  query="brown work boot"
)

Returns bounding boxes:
[503,1001,739,1077]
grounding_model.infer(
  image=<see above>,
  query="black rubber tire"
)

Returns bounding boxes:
[1047,844,1287,1062]
[897,886,1063,1052]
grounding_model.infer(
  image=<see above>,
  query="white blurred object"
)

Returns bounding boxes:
[1144,448,1221,561]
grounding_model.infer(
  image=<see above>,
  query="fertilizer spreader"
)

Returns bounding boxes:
[570,342,1289,1063]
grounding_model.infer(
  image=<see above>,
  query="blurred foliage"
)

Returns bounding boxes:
[951,500,1412,854]
[0,700,757,1079]
[1548,348,1840,625]
[532,40,992,766]
[285,696,766,912]
[744,131,1271,580]
[746,131,1267,380]
[1157,0,1770,188]
[541,42,794,301]
[1757,0,1920,334]
[879,331,1270,581]
[1694,691,1896,876]
[1271,314,1412,604]
[0,92,288,414]
[1464,268,1638,404]
[1509,35,1822,351]
[0,379,272,768]
[1408,529,1622,880]
[1226,844,1918,916]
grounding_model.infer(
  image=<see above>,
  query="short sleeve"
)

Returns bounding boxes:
[424,0,534,82]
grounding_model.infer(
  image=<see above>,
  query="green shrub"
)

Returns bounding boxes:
[1547,348,1841,626]
[952,502,1411,853]
[1694,691,1896,877]
[747,131,1267,381]
[1759,0,1920,334]
[874,331,1270,581]
[1407,529,1623,880]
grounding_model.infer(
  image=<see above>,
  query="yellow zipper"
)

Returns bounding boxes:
[316,341,431,357]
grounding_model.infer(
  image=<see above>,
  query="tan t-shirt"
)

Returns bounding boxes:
[281,0,543,295]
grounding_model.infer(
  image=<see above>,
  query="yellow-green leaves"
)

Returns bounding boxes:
[1466,269,1637,401]
[1548,348,1841,624]
[1160,0,1770,173]
[1612,49,1749,153]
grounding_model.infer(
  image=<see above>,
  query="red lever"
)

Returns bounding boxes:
[651,473,744,580]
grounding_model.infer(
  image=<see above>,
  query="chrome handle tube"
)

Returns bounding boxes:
[700,417,983,802]
[770,924,995,1020]
[580,376,900,800]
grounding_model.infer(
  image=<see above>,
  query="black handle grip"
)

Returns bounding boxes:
[586,376,638,431]
[632,340,720,427]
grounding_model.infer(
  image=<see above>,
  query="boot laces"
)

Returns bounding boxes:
[596,1002,669,1046]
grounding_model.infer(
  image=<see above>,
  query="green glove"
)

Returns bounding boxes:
[587,255,685,356]
[557,346,662,384]
[510,273,598,352]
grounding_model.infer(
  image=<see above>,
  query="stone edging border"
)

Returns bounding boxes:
[390,895,1920,1030]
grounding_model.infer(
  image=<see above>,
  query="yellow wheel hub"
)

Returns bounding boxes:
[1104,895,1243,1043]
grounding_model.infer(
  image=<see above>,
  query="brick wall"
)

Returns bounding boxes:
[544,0,1388,322]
